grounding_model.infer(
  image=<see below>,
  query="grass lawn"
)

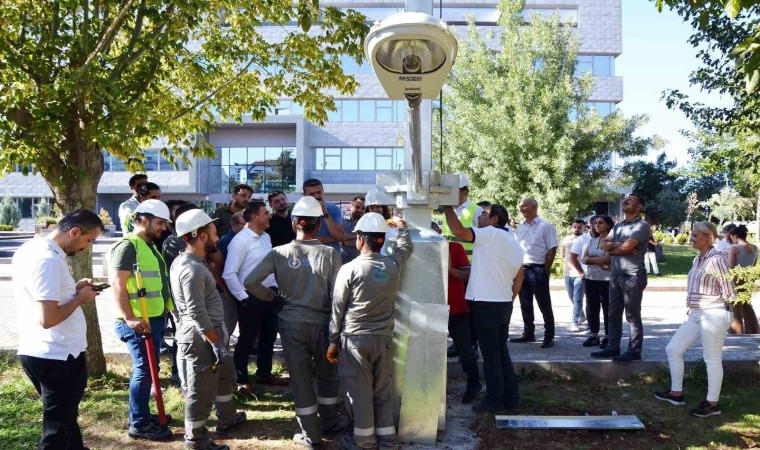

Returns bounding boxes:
[656,244,696,280]
[2,354,758,449]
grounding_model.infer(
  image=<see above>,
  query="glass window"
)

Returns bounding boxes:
[316,148,325,169]
[342,148,358,170]
[343,100,359,121]
[376,148,393,170]
[593,55,614,77]
[359,148,375,170]
[359,100,375,121]
[102,151,111,171]
[393,148,405,170]
[111,157,126,171]
[376,100,393,121]
[327,100,341,122]
[144,149,158,171]
[324,148,341,170]
[158,149,188,171]
[576,55,593,76]
[291,102,304,115]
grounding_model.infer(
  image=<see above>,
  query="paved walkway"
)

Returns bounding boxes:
[2,277,758,379]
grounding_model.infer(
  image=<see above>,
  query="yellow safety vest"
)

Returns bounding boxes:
[118,235,174,318]
[442,203,479,258]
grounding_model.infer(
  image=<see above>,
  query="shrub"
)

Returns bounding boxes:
[98,208,113,226]
[653,230,667,243]
[0,197,21,227]
[675,233,689,245]
[662,234,675,245]
[35,198,53,219]
[0,224,14,231]
[38,217,58,226]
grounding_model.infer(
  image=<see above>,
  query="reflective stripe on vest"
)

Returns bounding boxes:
[442,203,479,257]
[120,235,173,318]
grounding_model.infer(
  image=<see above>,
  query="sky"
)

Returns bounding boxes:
[616,1,725,167]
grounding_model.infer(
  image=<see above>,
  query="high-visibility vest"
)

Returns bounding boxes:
[442,203,479,258]
[117,235,174,318]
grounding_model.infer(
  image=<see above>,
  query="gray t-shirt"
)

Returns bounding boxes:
[330,227,412,343]
[244,239,342,328]
[170,252,226,344]
[585,236,611,281]
[610,218,650,276]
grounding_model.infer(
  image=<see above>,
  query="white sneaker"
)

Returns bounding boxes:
[569,324,580,333]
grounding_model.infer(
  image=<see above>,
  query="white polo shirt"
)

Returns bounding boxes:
[465,226,525,302]
[13,236,86,360]
[222,226,276,301]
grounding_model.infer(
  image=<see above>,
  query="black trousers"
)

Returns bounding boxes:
[448,313,480,390]
[233,296,278,384]
[472,302,520,407]
[19,352,88,450]
[584,279,610,335]
[466,300,478,349]
[518,265,555,340]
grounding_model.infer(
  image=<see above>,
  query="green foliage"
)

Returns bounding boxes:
[725,262,760,305]
[0,224,14,231]
[37,217,58,226]
[0,0,369,212]
[654,230,668,242]
[662,233,675,245]
[437,0,653,226]
[701,186,755,222]
[622,152,687,227]
[98,208,113,226]
[675,233,690,245]
[0,197,21,227]
[34,198,52,219]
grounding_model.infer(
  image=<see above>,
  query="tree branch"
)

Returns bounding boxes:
[77,0,137,82]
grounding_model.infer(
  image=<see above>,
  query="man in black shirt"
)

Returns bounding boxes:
[266,191,295,247]
[211,184,253,236]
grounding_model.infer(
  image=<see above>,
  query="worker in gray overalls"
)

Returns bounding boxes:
[169,210,246,450]
[244,196,348,449]
[327,213,413,450]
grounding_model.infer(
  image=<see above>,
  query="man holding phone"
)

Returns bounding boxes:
[14,209,104,450]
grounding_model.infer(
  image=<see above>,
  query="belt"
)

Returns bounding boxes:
[523,263,544,268]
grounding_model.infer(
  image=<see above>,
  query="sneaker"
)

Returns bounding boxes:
[185,443,230,450]
[569,324,580,333]
[582,336,600,347]
[510,334,536,343]
[600,338,609,350]
[255,375,290,386]
[654,390,686,406]
[236,383,259,399]
[472,399,506,414]
[540,339,554,349]
[591,349,620,359]
[612,352,642,364]
[293,433,321,449]
[216,411,246,437]
[690,400,721,418]
[128,422,172,441]
[149,413,173,426]
[462,384,483,404]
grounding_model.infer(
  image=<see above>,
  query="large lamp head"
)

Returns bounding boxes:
[365,12,458,99]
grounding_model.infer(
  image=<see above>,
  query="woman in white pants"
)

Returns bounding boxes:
[654,222,736,418]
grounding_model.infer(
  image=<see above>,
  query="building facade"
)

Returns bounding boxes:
[0,1,623,229]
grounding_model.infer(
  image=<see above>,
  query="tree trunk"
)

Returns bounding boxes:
[43,138,107,376]
[756,190,760,240]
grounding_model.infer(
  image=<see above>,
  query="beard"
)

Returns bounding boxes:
[205,238,218,254]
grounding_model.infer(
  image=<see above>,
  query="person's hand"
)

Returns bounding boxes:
[211,341,231,365]
[126,317,151,334]
[326,343,339,364]
[319,201,328,216]
[76,285,98,305]
[75,278,93,292]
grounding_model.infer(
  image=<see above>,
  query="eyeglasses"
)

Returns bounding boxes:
[267,191,286,201]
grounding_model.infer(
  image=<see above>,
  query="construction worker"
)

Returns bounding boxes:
[440,174,483,259]
[170,210,246,450]
[244,196,347,449]
[110,199,174,441]
[327,213,413,450]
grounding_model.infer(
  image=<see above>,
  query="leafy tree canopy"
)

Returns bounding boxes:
[438,0,655,226]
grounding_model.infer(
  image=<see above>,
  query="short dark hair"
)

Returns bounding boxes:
[137,182,161,197]
[303,178,323,191]
[164,199,186,213]
[267,191,286,202]
[128,174,148,188]
[573,219,586,226]
[353,196,366,202]
[293,216,321,234]
[233,184,253,195]
[174,203,199,222]
[243,201,267,222]
[57,209,105,233]
[628,193,646,207]
[477,201,491,208]
[489,204,509,227]
[729,224,748,240]
[358,231,385,253]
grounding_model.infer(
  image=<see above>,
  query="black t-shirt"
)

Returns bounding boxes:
[211,207,234,237]
[267,212,296,247]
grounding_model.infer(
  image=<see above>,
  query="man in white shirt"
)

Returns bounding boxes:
[444,204,525,414]
[14,209,103,450]
[118,174,148,233]
[512,198,559,348]
[222,201,288,394]
[562,220,588,332]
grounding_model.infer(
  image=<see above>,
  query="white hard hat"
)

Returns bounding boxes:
[365,188,379,205]
[459,174,471,189]
[175,209,216,237]
[134,199,172,222]
[353,212,389,233]
[292,196,323,217]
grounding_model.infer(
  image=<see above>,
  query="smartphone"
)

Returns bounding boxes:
[92,283,110,292]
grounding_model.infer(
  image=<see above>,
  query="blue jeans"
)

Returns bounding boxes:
[564,276,585,324]
[114,317,166,428]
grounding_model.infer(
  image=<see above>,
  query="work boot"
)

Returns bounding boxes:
[510,333,535,343]
[128,422,172,441]
[461,384,482,404]
[293,433,321,449]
